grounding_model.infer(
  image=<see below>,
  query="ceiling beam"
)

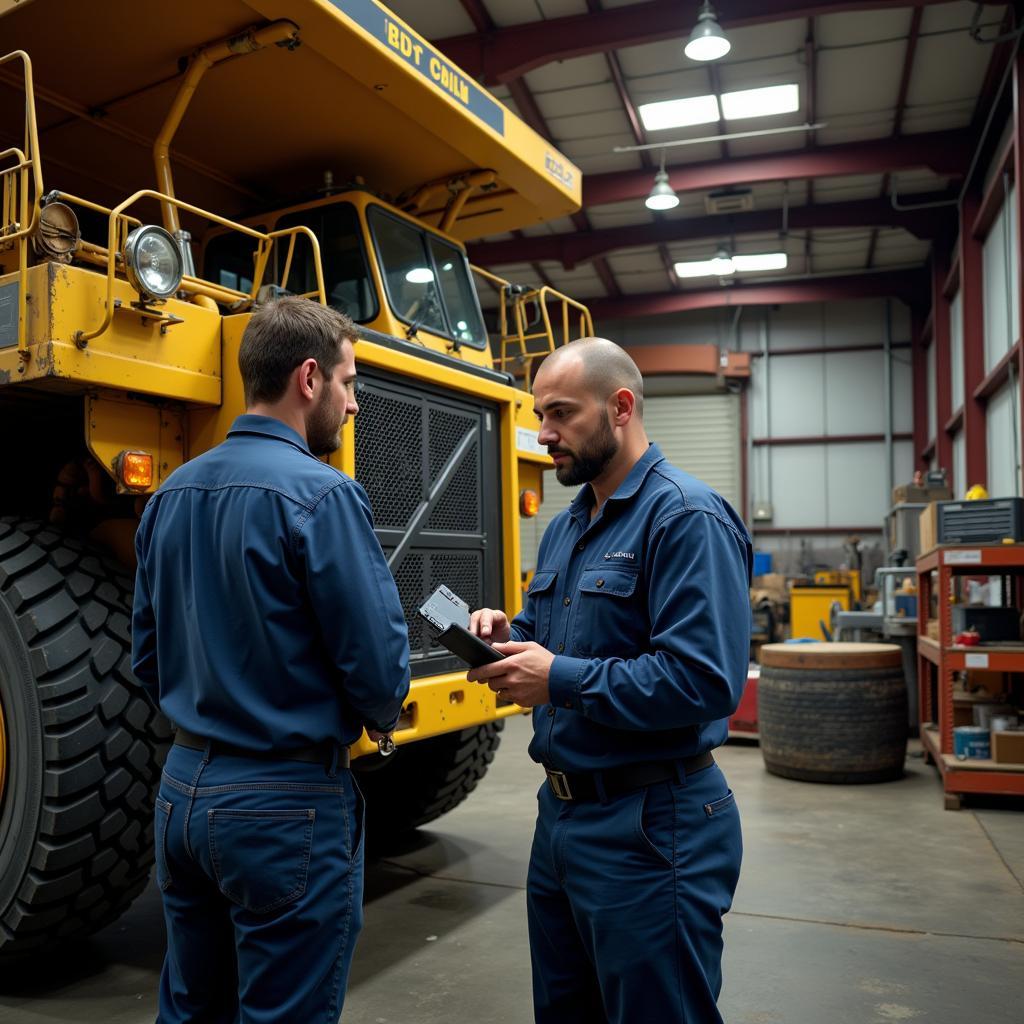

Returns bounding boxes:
[867,6,922,269]
[583,129,969,207]
[587,0,680,291]
[468,194,954,267]
[437,0,1003,85]
[503,76,621,296]
[586,270,928,320]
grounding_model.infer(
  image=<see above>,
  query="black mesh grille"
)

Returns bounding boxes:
[354,389,422,528]
[427,441,480,532]
[429,407,475,483]
[392,552,427,655]
[355,371,501,674]
[429,552,482,612]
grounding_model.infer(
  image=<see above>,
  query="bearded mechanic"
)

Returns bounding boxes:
[468,337,751,1024]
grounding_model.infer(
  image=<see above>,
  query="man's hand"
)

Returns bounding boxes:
[469,607,511,644]
[466,641,555,708]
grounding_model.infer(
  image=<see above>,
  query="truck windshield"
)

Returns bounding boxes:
[368,205,487,349]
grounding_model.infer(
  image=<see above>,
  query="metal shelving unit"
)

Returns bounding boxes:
[916,544,1024,809]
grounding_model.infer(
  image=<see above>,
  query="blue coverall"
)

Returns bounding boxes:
[132,414,410,1023]
[511,442,752,1024]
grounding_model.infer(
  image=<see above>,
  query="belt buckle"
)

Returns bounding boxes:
[546,769,573,801]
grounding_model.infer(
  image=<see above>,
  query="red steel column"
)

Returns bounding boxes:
[960,193,988,487]
[932,255,953,474]
[1015,52,1024,494]
[911,309,929,470]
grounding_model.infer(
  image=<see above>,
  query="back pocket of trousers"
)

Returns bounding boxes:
[209,808,315,914]
[155,797,173,891]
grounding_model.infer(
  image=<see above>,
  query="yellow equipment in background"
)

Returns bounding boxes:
[790,570,860,641]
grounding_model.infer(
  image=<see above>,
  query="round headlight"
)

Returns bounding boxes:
[123,225,183,300]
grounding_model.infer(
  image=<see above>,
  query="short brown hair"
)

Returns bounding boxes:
[238,297,358,406]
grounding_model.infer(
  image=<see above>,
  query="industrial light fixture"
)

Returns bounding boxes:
[674,250,788,278]
[721,84,800,121]
[639,94,720,132]
[684,1,731,62]
[645,154,680,211]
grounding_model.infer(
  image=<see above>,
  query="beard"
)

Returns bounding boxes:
[551,412,619,486]
[306,387,343,457]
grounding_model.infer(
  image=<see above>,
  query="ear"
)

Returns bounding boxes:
[609,387,635,427]
[295,357,319,403]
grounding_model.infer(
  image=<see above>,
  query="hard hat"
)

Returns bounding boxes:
[964,484,989,500]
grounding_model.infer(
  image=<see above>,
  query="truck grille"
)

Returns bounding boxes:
[354,369,502,676]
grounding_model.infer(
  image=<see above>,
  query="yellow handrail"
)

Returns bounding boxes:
[471,265,593,390]
[72,189,327,346]
[0,49,44,356]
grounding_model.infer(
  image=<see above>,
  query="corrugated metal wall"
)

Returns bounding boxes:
[979,183,1022,497]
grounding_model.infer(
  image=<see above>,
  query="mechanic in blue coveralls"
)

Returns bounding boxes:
[469,337,751,1024]
[132,298,410,1023]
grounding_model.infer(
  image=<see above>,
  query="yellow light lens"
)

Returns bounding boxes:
[116,450,154,491]
[520,488,540,517]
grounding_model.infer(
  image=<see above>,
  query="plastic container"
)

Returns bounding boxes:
[753,552,773,577]
[953,726,991,760]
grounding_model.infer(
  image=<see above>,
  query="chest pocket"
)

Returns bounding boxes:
[572,566,644,657]
[526,569,558,646]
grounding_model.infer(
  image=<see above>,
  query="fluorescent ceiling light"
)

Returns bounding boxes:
[405,267,434,283]
[674,259,733,278]
[639,94,720,132]
[673,252,789,278]
[721,84,799,121]
[732,252,788,271]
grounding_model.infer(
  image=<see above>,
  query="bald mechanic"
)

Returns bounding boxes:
[469,338,751,1024]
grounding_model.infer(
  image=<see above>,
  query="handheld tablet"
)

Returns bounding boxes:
[417,586,506,669]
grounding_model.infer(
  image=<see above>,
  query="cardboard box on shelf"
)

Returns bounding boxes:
[919,502,939,556]
[953,705,975,727]
[893,484,953,504]
[965,670,1007,699]
[992,730,1024,764]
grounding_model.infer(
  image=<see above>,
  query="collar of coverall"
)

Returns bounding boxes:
[227,414,315,458]
[567,442,665,522]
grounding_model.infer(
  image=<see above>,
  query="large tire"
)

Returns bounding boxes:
[356,722,504,845]
[0,518,171,960]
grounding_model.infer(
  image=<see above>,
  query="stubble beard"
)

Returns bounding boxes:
[553,413,619,486]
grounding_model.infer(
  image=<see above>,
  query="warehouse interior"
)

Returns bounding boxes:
[1,1,1023,1022]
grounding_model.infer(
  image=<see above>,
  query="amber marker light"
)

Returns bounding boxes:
[520,489,540,517]
[114,450,154,491]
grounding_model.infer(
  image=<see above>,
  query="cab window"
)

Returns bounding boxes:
[274,204,377,322]
[368,205,487,349]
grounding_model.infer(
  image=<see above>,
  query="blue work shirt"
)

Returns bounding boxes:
[512,443,752,773]
[132,414,410,752]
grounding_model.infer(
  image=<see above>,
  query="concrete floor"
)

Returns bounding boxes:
[1,714,1021,1023]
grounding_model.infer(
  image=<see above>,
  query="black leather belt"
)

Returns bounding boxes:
[544,751,714,802]
[173,727,350,768]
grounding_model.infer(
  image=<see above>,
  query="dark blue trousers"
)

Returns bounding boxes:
[527,761,742,1024]
[154,744,364,1023]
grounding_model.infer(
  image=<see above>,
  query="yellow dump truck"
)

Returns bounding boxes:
[0,0,591,957]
